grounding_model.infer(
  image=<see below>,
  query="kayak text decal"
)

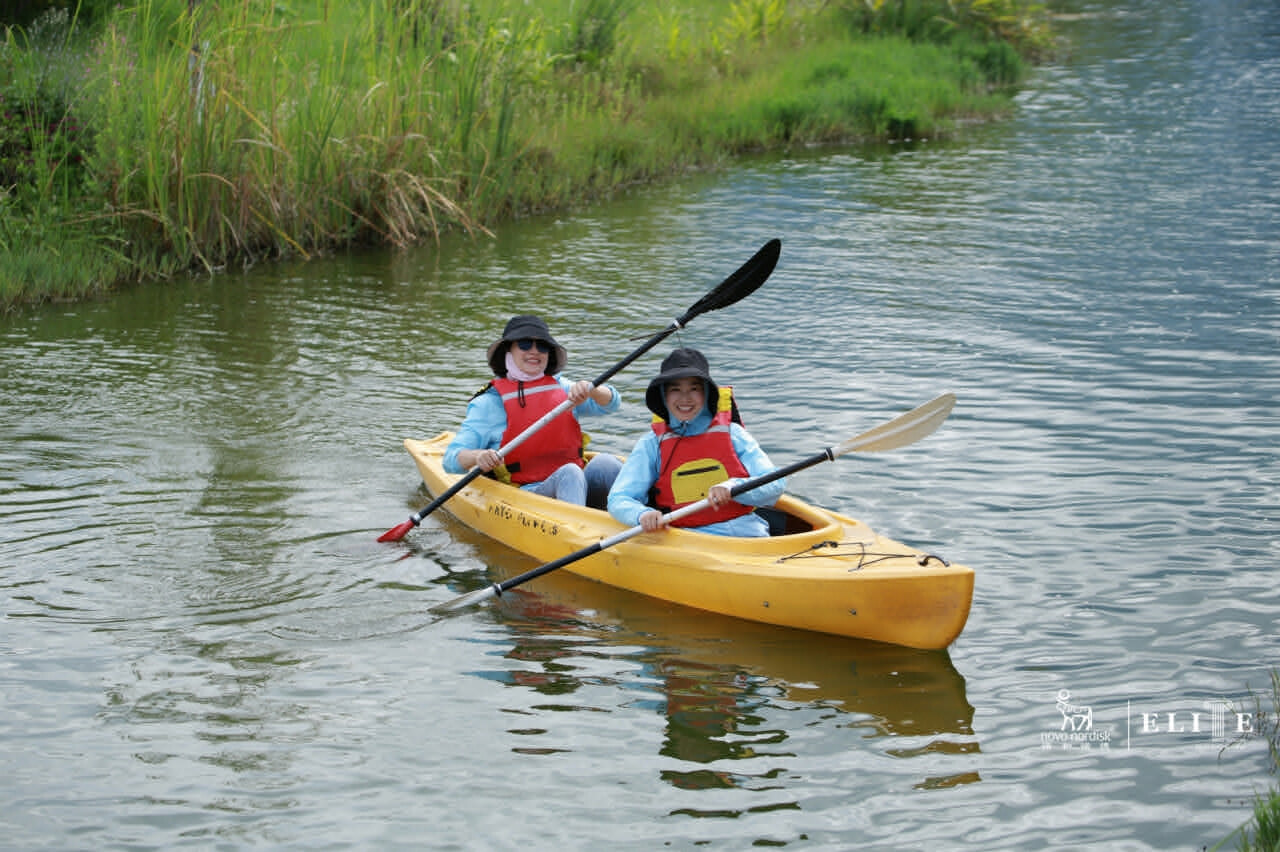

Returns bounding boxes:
[488,501,559,537]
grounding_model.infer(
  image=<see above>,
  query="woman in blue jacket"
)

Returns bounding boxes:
[445,315,622,508]
[607,348,784,537]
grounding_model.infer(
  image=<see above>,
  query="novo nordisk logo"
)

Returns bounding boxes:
[1042,690,1111,750]
[1041,689,1258,752]
[1058,689,1092,731]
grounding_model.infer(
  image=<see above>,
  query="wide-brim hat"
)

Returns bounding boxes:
[486,314,567,376]
[645,347,719,419]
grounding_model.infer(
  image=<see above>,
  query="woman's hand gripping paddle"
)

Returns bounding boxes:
[377,239,782,542]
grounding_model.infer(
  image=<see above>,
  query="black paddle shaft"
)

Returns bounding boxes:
[407,316,694,527]
[429,393,957,608]
[588,238,781,388]
[389,239,782,534]
[492,448,832,596]
[727,448,832,500]
[586,318,684,388]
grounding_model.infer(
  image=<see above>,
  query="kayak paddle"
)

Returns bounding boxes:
[378,238,782,543]
[430,392,957,612]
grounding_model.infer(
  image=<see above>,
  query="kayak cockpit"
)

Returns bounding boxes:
[758,504,816,536]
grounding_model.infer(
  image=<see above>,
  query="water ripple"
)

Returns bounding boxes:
[3,1,1280,848]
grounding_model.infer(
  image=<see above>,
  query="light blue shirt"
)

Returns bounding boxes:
[607,407,785,537]
[443,376,621,474]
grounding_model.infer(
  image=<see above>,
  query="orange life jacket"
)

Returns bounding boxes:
[492,376,584,484]
[650,387,752,527]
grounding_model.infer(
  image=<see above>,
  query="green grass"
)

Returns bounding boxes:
[1216,789,1280,852]
[1239,671,1280,851]
[0,0,1051,310]
[1213,670,1280,851]
[1243,789,1280,851]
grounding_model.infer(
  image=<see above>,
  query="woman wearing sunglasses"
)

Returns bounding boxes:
[443,315,623,508]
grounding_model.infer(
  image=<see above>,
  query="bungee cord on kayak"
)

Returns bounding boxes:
[775,539,951,569]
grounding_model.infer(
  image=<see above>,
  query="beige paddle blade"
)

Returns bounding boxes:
[834,393,956,456]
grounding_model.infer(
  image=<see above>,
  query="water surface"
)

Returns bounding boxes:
[3,0,1279,848]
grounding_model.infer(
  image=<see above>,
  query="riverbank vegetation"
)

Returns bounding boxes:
[1224,670,1280,851]
[0,0,1051,309]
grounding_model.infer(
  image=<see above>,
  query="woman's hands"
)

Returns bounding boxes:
[638,484,732,532]
[568,381,613,406]
[705,483,732,509]
[463,448,502,471]
[638,510,665,532]
[568,380,592,404]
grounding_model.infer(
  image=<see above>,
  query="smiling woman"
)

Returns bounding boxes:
[608,347,785,538]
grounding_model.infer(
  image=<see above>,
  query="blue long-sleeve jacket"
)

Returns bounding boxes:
[607,407,784,537]
[443,377,620,474]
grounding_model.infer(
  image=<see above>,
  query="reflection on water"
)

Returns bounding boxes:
[423,513,978,793]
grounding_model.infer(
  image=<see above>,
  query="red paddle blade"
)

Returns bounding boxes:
[377,520,416,542]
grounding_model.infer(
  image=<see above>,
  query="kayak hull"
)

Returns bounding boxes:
[405,434,973,650]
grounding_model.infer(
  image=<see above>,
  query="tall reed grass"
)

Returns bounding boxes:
[0,0,1051,309]
[1237,671,1280,851]
[1212,670,1280,851]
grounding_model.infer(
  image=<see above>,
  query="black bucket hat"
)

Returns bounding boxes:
[486,315,567,376]
[645,348,720,420]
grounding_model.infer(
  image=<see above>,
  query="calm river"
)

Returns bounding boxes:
[3,0,1278,848]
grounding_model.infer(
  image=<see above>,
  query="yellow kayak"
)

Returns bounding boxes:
[405,433,974,650]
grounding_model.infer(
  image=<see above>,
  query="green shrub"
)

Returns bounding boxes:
[0,0,1051,309]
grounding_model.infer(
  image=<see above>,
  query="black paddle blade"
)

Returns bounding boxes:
[678,238,780,324]
[381,240,780,544]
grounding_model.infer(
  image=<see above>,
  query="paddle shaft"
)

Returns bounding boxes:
[399,314,712,529]
[485,447,829,596]
[378,239,781,541]
[430,392,957,611]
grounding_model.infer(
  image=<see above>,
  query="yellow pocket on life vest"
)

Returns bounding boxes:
[670,459,728,504]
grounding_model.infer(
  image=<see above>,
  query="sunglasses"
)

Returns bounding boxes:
[515,338,551,353]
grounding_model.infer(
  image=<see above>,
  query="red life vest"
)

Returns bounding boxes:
[492,376,584,484]
[650,387,752,528]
